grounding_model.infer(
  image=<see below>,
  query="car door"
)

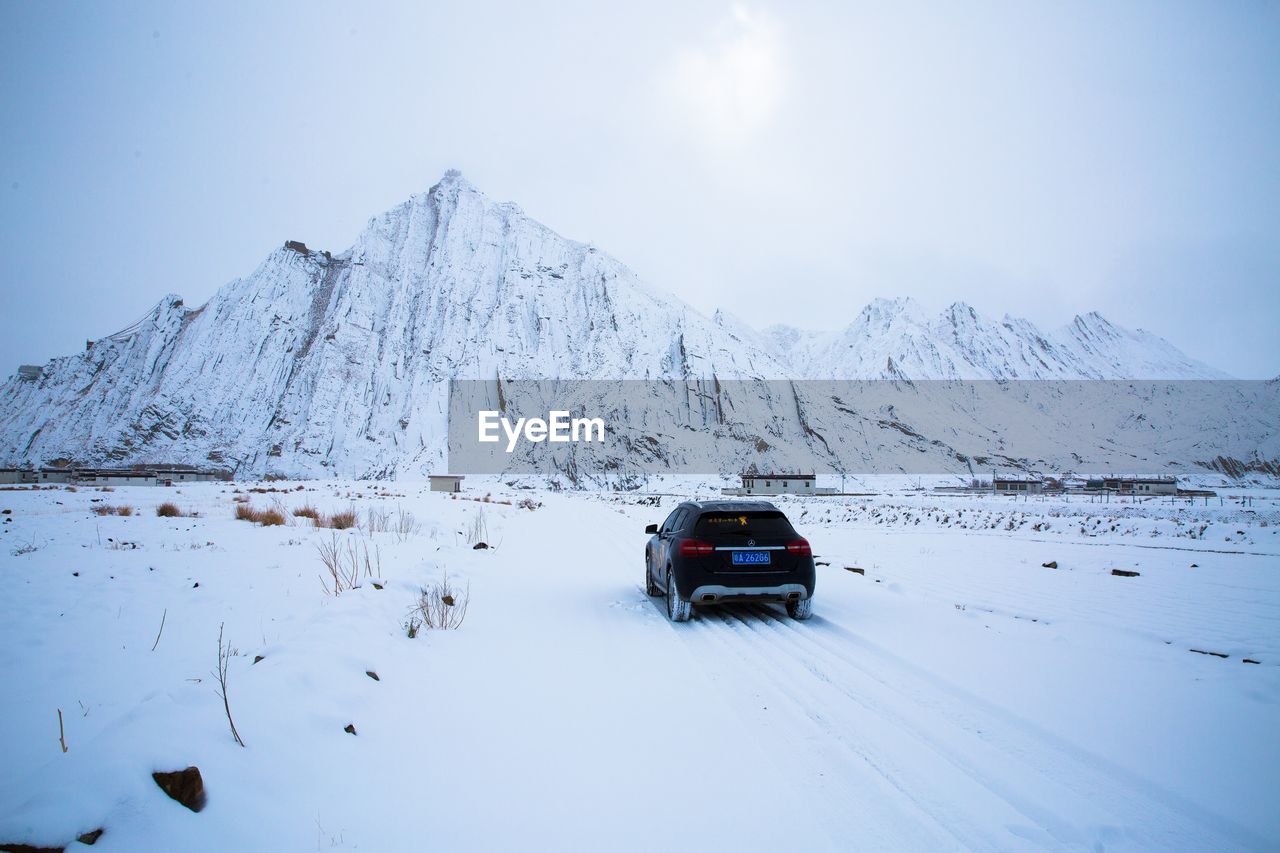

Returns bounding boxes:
[650,507,680,569]
[658,508,688,582]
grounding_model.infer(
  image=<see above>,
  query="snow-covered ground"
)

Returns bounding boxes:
[1,482,1277,851]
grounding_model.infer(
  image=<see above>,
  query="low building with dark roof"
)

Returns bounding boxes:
[992,476,1044,494]
[1102,476,1178,495]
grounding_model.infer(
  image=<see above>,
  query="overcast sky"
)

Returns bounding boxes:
[2,1,1277,376]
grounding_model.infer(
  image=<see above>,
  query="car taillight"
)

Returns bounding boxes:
[679,539,715,556]
[786,538,812,556]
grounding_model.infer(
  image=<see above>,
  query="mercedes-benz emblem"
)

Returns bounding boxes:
[748,539,755,546]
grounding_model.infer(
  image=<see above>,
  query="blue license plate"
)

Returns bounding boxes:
[731,550,772,566]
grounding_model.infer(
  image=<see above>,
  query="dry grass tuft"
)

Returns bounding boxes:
[394,506,420,541]
[156,502,185,518]
[234,503,287,526]
[465,507,488,546]
[411,573,470,630]
[292,504,320,520]
[363,507,391,533]
[92,504,134,517]
[317,533,380,595]
[318,507,358,530]
[257,508,286,526]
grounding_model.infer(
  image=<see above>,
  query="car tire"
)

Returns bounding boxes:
[645,554,661,596]
[787,597,813,620]
[666,566,692,622]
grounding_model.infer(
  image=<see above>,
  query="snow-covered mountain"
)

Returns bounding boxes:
[0,171,1268,481]
[766,298,1227,380]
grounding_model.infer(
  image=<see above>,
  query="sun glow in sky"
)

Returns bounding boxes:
[670,5,784,144]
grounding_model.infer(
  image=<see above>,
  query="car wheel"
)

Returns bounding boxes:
[786,596,813,621]
[645,554,661,596]
[666,566,692,622]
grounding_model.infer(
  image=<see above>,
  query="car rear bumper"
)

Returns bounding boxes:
[688,582,810,604]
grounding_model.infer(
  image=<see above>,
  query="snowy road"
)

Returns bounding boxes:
[1,484,1277,851]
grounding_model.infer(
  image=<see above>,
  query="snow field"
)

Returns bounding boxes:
[1,482,1277,850]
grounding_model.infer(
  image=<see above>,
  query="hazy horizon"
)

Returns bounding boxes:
[2,1,1277,376]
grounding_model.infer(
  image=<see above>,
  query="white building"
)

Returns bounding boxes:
[723,473,828,496]
[430,474,465,493]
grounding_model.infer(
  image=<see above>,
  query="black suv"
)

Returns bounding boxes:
[644,500,815,622]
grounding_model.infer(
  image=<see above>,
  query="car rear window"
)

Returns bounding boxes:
[694,511,795,539]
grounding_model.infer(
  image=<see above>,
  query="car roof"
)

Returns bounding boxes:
[682,500,781,513]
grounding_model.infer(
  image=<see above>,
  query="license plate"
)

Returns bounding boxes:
[731,550,771,566]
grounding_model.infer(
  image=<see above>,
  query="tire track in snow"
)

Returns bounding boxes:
[707,602,1262,850]
[683,605,976,850]
[695,605,1079,851]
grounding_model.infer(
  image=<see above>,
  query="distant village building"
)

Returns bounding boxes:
[1,465,229,487]
[75,469,154,486]
[430,474,465,493]
[724,473,830,496]
[148,468,226,485]
[992,476,1043,494]
[1102,476,1178,495]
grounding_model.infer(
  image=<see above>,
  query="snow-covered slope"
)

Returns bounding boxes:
[0,172,789,477]
[0,172,1261,480]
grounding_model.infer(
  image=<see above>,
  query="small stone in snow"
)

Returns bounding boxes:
[152,766,206,812]
[344,723,357,735]
[78,828,104,845]
[366,670,380,681]
[1042,561,1058,569]
[253,655,264,664]
[844,566,865,575]
[472,541,489,550]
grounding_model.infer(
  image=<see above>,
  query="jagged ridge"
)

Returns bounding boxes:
[0,172,1254,480]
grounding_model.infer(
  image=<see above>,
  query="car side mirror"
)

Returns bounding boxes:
[645,523,658,534]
